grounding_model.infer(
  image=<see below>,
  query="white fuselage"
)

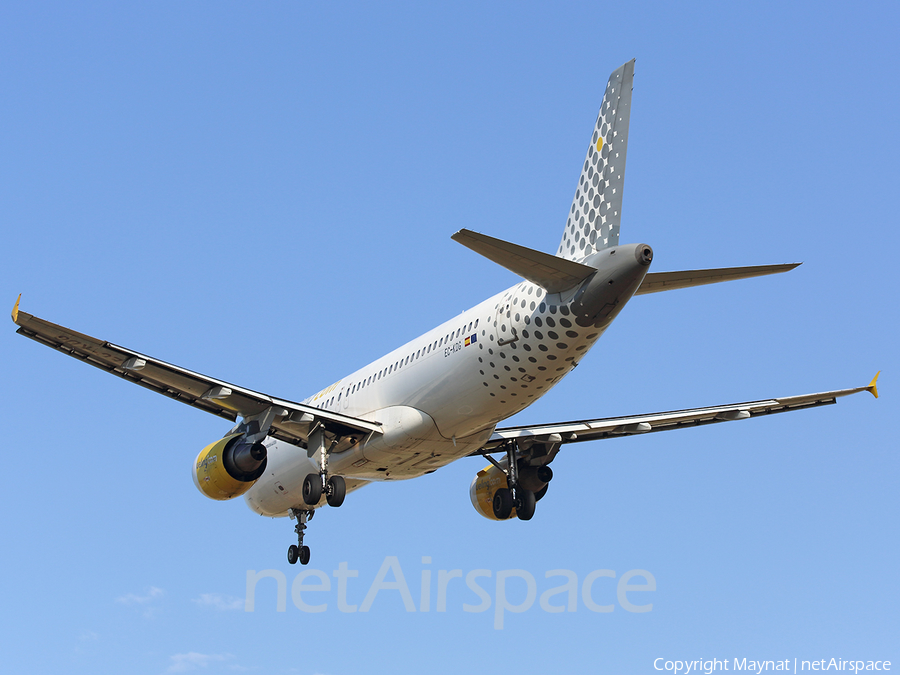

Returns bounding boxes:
[246,243,651,517]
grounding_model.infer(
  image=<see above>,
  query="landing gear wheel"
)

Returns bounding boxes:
[287,544,299,565]
[492,487,513,520]
[515,488,536,521]
[299,545,311,565]
[302,473,323,505]
[326,475,346,507]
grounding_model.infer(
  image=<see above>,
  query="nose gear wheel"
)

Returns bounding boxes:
[287,508,314,565]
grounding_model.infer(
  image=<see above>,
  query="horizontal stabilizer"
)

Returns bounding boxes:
[635,263,801,295]
[452,229,596,294]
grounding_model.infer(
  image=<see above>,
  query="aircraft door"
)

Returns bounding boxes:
[494,294,517,346]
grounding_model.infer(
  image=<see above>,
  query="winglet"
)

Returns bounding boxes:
[11,294,21,324]
[866,371,880,399]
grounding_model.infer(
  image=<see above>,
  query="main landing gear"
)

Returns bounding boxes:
[288,474,346,565]
[488,442,539,521]
[302,473,346,507]
[287,423,347,565]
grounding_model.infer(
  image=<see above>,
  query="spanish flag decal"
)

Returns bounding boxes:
[465,334,477,347]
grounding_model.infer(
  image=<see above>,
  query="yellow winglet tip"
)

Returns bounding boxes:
[11,294,21,324]
[866,371,880,399]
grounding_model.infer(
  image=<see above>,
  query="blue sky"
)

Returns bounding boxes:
[1,2,897,674]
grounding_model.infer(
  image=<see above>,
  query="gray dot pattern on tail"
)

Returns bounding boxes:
[557,60,633,261]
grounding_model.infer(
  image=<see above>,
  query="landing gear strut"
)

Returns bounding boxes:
[287,508,313,565]
[302,424,346,507]
[289,424,349,564]
[488,442,536,521]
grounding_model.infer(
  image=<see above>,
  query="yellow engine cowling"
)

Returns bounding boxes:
[192,433,268,501]
[469,464,512,521]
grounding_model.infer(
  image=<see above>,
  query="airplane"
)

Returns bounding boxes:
[12,60,879,566]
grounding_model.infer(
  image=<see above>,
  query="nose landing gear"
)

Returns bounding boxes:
[287,508,313,565]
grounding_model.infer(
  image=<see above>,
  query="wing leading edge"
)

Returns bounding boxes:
[11,296,381,448]
[475,374,880,454]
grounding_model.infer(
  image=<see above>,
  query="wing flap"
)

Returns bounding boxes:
[13,301,381,446]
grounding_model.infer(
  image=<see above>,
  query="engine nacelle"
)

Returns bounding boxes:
[193,433,268,501]
[469,464,509,521]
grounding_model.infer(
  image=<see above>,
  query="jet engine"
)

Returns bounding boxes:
[469,461,552,520]
[193,433,268,500]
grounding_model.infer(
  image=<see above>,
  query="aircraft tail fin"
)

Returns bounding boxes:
[557,59,634,261]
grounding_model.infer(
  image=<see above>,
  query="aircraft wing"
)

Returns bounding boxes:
[11,297,381,447]
[477,376,879,453]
